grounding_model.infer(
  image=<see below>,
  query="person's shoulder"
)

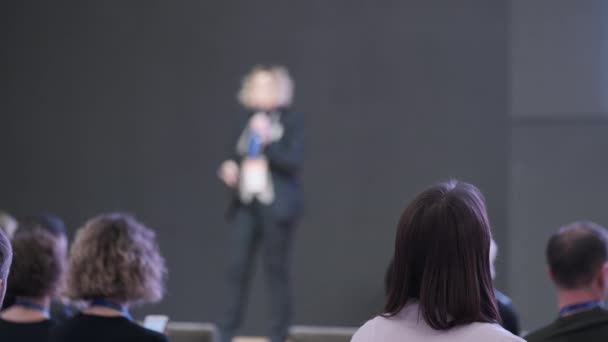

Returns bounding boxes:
[469,322,525,342]
[48,314,93,339]
[524,319,565,342]
[91,318,168,342]
[49,314,166,341]
[351,315,391,342]
[129,322,169,342]
[524,325,552,342]
[351,317,377,341]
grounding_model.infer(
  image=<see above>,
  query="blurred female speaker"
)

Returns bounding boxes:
[217,65,304,342]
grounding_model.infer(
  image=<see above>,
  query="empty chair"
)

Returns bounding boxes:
[290,325,357,342]
[167,322,219,342]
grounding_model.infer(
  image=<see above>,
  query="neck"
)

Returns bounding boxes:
[16,296,50,308]
[1,297,50,322]
[92,298,127,308]
[558,288,603,313]
[84,306,124,317]
[85,298,129,318]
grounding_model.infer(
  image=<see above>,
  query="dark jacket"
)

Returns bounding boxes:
[495,289,520,336]
[525,308,608,342]
[227,108,304,223]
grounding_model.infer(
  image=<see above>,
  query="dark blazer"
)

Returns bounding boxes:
[227,108,304,223]
[495,289,521,336]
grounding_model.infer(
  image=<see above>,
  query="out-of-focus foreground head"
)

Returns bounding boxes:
[0,229,13,305]
[0,211,18,239]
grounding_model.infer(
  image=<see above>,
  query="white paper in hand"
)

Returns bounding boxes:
[241,158,269,195]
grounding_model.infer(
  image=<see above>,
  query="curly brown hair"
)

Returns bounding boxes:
[8,227,65,298]
[66,213,166,304]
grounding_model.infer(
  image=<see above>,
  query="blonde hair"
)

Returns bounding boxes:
[66,213,166,305]
[238,65,294,109]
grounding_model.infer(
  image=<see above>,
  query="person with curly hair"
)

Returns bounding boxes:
[0,227,65,341]
[49,213,168,342]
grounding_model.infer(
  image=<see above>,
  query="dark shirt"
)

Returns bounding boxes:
[2,295,76,323]
[525,308,608,342]
[0,318,55,341]
[228,109,304,222]
[49,313,168,342]
[48,300,76,323]
[495,289,520,336]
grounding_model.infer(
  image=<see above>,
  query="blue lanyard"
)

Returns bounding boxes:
[14,299,49,317]
[91,298,132,320]
[559,300,604,317]
[248,131,262,157]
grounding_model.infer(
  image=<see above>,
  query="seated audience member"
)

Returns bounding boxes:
[0,211,17,239]
[384,239,522,336]
[490,239,521,335]
[0,229,12,306]
[2,214,76,321]
[352,180,523,342]
[49,213,168,342]
[0,228,65,341]
[525,221,608,342]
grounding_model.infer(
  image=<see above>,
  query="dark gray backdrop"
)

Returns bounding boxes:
[0,1,508,334]
[508,0,608,331]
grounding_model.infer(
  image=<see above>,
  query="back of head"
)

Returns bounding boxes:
[546,221,608,290]
[17,214,66,238]
[384,180,499,330]
[0,229,12,305]
[66,213,166,305]
[8,227,65,299]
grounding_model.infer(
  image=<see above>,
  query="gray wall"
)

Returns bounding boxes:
[509,0,608,332]
[0,0,509,334]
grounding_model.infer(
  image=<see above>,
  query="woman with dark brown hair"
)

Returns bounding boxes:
[352,180,524,342]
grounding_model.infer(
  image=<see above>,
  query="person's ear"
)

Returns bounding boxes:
[547,266,555,282]
[598,262,608,292]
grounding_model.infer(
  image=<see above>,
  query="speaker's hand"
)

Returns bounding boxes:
[218,160,239,188]
[249,112,272,145]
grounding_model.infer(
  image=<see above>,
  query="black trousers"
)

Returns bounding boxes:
[219,202,295,342]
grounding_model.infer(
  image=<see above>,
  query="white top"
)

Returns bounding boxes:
[351,303,525,342]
